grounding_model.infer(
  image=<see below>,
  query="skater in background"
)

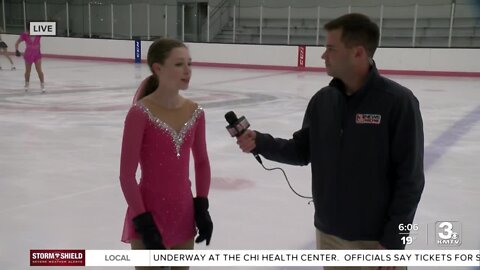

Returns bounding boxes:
[119,38,213,270]
[235,13,424,270]
[15,23,45,92]
[0,27,16,70]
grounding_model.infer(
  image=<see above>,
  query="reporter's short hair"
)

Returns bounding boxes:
[324,13,380,58]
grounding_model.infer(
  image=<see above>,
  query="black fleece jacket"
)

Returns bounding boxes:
[254,65,425,249]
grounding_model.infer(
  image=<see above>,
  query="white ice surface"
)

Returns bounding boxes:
[0,58,479,269]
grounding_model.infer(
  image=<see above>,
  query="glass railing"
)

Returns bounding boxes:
[2,0,479,48]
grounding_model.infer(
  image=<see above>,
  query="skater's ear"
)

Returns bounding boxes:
[151,62,162,73]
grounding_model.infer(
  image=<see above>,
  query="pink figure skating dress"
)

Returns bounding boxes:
[20,32,42,64]
[119,101,211,248]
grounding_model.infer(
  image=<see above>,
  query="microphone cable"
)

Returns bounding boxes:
[224,111,312,201]
[253,154,313,200]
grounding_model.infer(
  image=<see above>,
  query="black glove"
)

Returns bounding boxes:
[132,212,166,250]
[15,50,21,57]
[193,197,213,245]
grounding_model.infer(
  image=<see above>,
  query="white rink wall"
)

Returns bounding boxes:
[3,34,480,75]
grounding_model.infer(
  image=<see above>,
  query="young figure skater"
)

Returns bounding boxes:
[119,38,213,270]
[15,24,45,92]
[0,28,16,70]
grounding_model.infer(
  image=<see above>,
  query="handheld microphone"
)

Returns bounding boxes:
[225,111,312,200]
[224,111,262,164]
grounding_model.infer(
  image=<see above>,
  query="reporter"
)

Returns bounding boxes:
[236,13,424,270]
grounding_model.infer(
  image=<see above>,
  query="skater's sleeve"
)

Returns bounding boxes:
[15,34,24,49]
[119,105,147,216]
[192,109,211,198]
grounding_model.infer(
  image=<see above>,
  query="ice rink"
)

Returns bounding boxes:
[0,57,479,269]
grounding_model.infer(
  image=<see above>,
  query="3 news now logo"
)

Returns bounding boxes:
[435,221,462,246]
[30,249,85,266]
[29,22,57,36]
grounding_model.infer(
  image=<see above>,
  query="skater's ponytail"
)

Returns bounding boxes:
[133,38,187,102]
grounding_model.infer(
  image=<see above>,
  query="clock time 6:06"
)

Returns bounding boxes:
[398,223,419,232]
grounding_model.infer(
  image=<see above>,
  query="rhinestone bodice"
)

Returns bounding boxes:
[137,103,203,158]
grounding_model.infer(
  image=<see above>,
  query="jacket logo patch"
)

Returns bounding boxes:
[356,114,381,124]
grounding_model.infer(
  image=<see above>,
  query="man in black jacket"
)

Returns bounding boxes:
[236,13,424,270]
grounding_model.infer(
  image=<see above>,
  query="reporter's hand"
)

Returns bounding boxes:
[15,50,21,57]
[236,129,256,153]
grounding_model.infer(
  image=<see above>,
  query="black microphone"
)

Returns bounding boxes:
[224,111,312,199]
[225,111,262,164]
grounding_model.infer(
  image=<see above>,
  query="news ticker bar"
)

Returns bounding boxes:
[30,250,480,267]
